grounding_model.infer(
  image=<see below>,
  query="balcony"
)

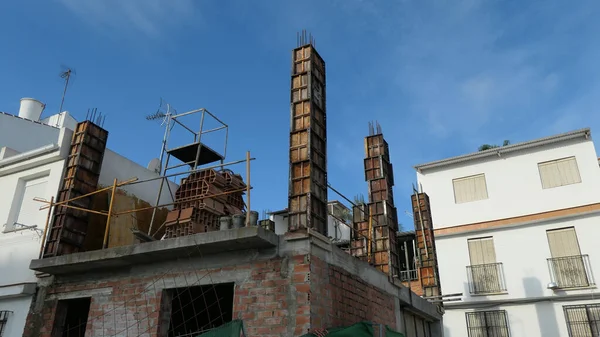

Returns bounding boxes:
[547,255,595,289]
[400,269,418,282]
[466,263,507,295]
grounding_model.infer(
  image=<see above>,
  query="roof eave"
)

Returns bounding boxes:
[414,128,591,172]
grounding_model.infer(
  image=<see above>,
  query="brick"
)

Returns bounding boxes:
[24,253,398,337]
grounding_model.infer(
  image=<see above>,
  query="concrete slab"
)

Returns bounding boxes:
[30,226,278,275]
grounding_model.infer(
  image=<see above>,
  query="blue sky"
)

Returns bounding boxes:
[1,0,599,227]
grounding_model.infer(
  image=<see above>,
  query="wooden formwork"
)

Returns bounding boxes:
[364,134,390,162]
[368,178,395,205]
[361,129,400,279]
[364,156,394,185]
[288,43,328,236]
[44,121,108,258]
[412,192,442,298]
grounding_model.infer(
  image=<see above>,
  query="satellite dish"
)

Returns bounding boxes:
[147,158,161,174]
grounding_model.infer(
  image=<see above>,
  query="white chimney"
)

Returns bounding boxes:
[18,97,46,121]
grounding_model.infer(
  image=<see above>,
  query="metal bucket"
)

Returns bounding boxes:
[219,216,232,230]
[249,211,259,226]
[232,214,245,228]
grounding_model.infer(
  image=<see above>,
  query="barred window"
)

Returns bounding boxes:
[466,310,510,337]
[564,304,600,337]
[0,311,11,337]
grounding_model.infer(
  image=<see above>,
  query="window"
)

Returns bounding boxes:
[546,228,592,288]
[467,238,506,294]
[538,156,581,189]
[52,298,91,337]
[466,310,510,337]
[564,304,600,337]
[0,311,10,337]
[453,174,488,204]
[5,176,48,232]
[165,283,234,336]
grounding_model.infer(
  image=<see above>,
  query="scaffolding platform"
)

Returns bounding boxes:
[167,142,224,167]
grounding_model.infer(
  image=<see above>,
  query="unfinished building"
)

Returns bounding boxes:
[22,34,443,337]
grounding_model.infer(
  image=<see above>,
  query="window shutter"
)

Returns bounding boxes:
[468,237,497,265]
[547,228,581,257]
[453,174,488,204]
[538,157,581,189]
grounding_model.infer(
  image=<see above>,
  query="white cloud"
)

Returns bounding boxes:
[58,0,196,38]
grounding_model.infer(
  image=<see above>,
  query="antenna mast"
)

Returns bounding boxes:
[58,67,74,113]
[145,98,176,175]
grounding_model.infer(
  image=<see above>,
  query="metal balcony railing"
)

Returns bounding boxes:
[466,263,507,294]
[547,255,595,289]
[400,269,418,282]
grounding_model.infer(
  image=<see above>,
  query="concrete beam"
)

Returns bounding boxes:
[30,227,278,275]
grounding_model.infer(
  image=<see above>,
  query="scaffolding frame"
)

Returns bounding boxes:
[35,107,255,257]
[35,154,254,257]
[148,107,231,235]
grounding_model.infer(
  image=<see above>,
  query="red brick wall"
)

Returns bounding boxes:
[402,269,424,296]
[23,254,397,337]
[23,255,312,337]
[310,256,396,329]
[232,255,311,336]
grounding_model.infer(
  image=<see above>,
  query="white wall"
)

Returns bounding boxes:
[270,213,288,235]
[100,149,177,206]
[417,139,600,228]
[328,215,351,241]
[269,211,352,241]
[0,159,66,284]
[41,111,78,130]
[0,296,33,337]
[436,213,600,303]
[443,298,600,337]
[0,113,61,153]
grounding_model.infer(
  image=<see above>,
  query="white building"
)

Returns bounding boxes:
[414,128,600,337]
[0,98,175,337]
[269,200,352,242]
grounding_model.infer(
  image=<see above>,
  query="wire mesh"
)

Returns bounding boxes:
[55,232,234,337]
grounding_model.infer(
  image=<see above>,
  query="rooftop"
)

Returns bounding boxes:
[414,128,591,172]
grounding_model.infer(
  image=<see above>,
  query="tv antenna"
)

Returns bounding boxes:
[58,65,76,114]
[145,98,177,175]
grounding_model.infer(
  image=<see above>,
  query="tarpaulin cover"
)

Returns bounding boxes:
[196,320,244,337]
[301,321,405,337]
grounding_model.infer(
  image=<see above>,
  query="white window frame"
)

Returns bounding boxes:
[452,173,489,204]
[538,156,581,189]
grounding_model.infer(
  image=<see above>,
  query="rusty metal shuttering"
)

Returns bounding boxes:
[43,121,108,258]
[288,42,328,236]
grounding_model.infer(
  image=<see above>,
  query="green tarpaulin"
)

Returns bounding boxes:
[301,321,405,337]
[196,320,244,337]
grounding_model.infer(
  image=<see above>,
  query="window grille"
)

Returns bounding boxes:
[466,310,510,337]
[0,311,11,337]
[564,304,600,337]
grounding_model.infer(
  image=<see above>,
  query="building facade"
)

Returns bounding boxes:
[0,99,174,336]
[414,128,600,337]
